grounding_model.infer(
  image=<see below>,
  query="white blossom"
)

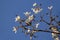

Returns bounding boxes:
[13,27,17,33]
[24,12,31,16]
[25,15,34,23]
[30,36,32,40]
[48,6,53,10]
[28,15,34,21]
[25,19,30,23]
[27,29,30,33]
[36,23,39,28]
[33,3,37,7]
[52,33,59,40]
[51,27,59,40]
[55,37,59,40]
[31,8,43,14]
[15,16,20,22]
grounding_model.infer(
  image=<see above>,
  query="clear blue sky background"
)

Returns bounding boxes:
[0,0,60,40]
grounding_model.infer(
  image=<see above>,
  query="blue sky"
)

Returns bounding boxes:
[0,0,60,40]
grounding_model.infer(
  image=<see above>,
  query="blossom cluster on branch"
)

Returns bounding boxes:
[12,3,60,40]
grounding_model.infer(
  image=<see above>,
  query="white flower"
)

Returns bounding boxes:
[27,29,30,33]
[51,27,59,40]
[31,8,43,14]
[36,23,39,28]
[51,27,58,31]
[30,36,32,40]
[24,12,31,16]
[52,33,58,38]
[25,19,30,23]
[15,15,20,22]
[52,33,59,40]
[33,3,37,7]
[55,37,59,40]
[48,6,53,10]
[25,15,34,24]
[13,27,17,33]
[28,15,34,21]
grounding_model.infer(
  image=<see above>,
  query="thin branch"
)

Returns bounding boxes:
[19,25,60,34]
[34,29,60,34]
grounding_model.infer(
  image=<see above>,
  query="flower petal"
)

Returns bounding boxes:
[36,23,39,28]
[48,6,53,10]
[33,3,37,7]
[15,16,20,22]
[27,29,30,32]
[13,27,17,33]
[24,12,31,16]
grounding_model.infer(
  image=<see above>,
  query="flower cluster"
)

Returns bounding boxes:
[50,26,59,40]
[12,2,60,40]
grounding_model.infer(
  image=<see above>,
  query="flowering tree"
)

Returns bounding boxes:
[12,2,60,40]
